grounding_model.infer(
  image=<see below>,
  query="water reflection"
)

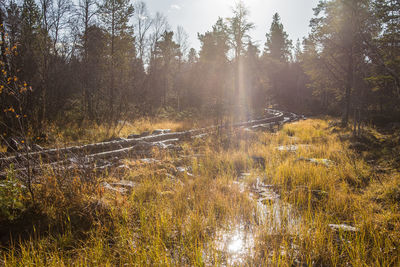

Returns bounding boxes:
[210,175,299,266]
[215,224,254,266]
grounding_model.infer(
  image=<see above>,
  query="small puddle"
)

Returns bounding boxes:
[251,178,298,233]
[213,224,255,266]
[210,174,299,266]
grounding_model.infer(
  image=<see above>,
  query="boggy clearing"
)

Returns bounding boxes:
[1,118,399,266]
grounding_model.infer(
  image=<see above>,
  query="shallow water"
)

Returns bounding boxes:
[210,175,299,266]
[214,224,255,266]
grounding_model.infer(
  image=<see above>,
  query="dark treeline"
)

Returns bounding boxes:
[0,0,399,139]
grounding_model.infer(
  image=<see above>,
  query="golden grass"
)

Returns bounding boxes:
[2,118,400,266]
[43,117,204,148]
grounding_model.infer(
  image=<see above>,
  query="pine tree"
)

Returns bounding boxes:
[369,0,400,100]
[98,0,134,122]
[264,13,292,62]
[306,0,374,127]
[227,1,254,118]
[153,31,180,107]
[263,13,292,108]
[198,18,230,124]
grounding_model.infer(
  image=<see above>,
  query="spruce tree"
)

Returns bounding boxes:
[264,13,292,62]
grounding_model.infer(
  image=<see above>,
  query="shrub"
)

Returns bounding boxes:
[0,170,27,221]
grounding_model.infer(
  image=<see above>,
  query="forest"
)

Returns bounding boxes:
[0,0,398,136]
[0,0,400,266]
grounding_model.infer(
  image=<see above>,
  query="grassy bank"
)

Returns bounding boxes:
[1,116,203,152]
[1,118,399,266]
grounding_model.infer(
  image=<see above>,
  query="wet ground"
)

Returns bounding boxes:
[210,174,299,266]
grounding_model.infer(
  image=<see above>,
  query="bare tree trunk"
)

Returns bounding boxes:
[109,6,115,123]
[0,11,11,133]
[343,47,353,127]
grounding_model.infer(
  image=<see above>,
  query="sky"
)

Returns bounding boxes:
[144,0,320,51]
